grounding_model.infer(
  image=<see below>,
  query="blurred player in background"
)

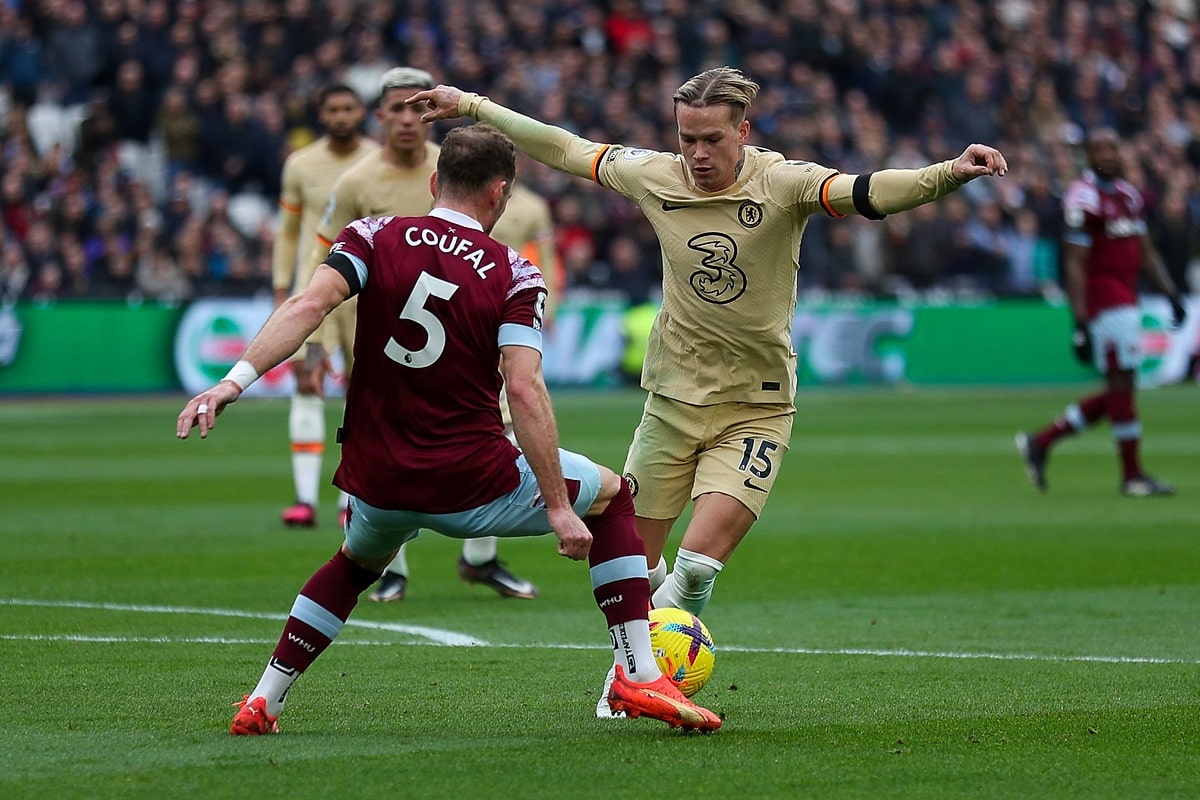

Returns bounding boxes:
[1016,128,1186,497]
[177,123,721,735]
[273,84,373,529]
[374,164,561,601]
[303,67,537,602]
[408,66,1006,714]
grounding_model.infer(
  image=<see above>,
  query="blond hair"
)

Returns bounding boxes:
[672,67,760,123]
[378,66,434,100]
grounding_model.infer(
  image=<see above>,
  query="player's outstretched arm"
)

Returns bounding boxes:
[408,85,608,183]
[501,344,592,560]
[824,143,1007,219]
[176,266,350,440]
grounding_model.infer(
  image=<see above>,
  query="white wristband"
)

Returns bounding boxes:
[222,360,258,391]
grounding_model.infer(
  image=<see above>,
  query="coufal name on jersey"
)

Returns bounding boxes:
[1104,216,1146,239]
[404,224,496,278]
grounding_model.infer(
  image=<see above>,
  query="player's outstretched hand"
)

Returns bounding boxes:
[176,380,242,440]
[952,144,1008,181]
[406,85,466,124]
[547,506,592,561]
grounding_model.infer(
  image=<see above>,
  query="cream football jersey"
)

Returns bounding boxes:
[595,145,839,405]
[314,141,441,252]
[274,137,375,294]
[490,182,552,253]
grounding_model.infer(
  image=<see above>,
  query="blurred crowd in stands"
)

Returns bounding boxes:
[1,0,1199,307]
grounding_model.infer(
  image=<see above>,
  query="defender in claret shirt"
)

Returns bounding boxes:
[1017,127,1186,497]
[176,124,721,735]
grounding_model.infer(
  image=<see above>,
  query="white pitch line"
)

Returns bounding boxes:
[716,645,1200,665]
[2,598,1197,665]
[0,597,486,646]
[0,634,404,646]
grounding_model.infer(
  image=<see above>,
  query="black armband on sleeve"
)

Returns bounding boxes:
[324,251,362,296]
[852,173,887,220]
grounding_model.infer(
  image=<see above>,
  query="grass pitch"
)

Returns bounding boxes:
[1,386,1197,799]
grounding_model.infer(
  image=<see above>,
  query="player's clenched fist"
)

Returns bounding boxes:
[952,143,1008,180]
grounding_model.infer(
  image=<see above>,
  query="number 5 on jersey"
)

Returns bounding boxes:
[385,272,459,368]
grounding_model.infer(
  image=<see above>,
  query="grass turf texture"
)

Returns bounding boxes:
[1,387,1197,799]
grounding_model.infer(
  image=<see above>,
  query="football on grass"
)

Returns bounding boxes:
[648,607,715,697]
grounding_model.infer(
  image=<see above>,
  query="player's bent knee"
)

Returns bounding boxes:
[585,466,624,515]
[674,548,723,594]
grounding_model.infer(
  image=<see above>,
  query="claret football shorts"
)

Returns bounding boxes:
[623,393,794,521]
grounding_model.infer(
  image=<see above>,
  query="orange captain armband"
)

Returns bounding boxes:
[590,145,612,184]
[818,173,845,218]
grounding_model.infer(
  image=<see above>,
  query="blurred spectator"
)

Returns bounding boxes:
[198,93,273,193]
[0,15,44,106]
[44,1,104,104]
[60,235,92,297]
[157,86,201,176]
[606,234,660,305]
[108,60,157,144]
[1147,190,1199,294]
[23,219,57,274]
[29,260,64,303]
[0,240,30,300]
[343,28,391,106]
[958,200,1011,292]
[76,96,118,174]
[137,243,190,303]
[1004,209,1042,296]
[91,226,138,301]
[0,0,1195,304]
[881,203,954,294]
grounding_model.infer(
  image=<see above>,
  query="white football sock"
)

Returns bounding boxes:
[648,555,668,593]
[288,394,325,506]
[250,656,300,718]
[652,548,723,615]
[461,536,498,566]
[609,620,659,683]
[385,544,409,577]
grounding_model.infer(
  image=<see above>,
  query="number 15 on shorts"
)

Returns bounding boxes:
[738,437,778,493]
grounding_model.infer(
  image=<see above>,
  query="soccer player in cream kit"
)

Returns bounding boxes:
[408,66,1007,714]
[272,84,374,530]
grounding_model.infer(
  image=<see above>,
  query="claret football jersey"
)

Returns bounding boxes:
[327,208,548,513]
[1062,171,1145,317]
